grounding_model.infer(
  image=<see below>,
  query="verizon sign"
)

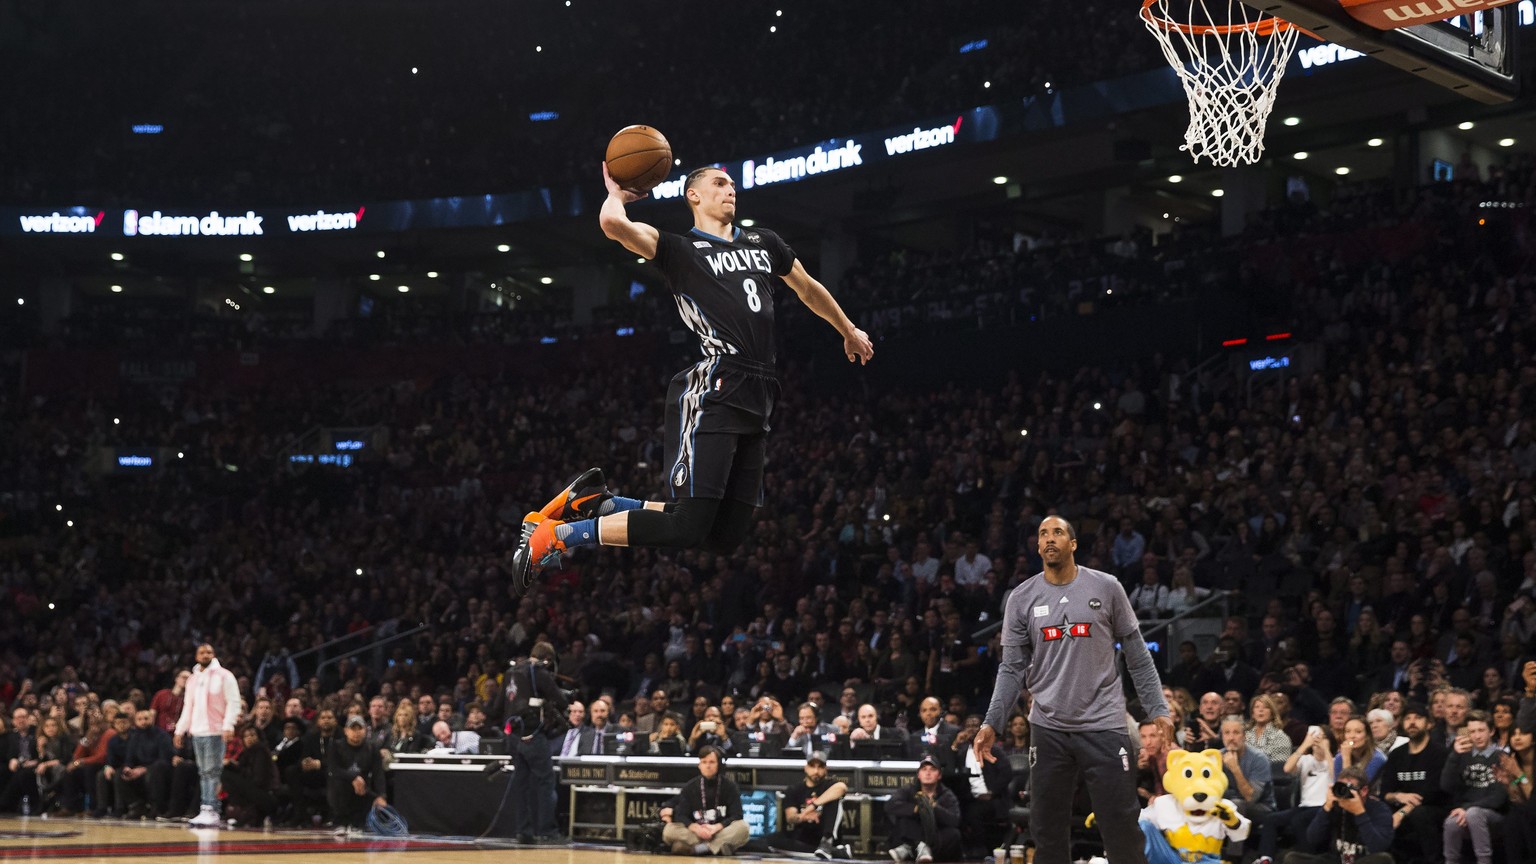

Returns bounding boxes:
[18,211,104,234]
[1341,0,1521,29]
[286,206,365,232]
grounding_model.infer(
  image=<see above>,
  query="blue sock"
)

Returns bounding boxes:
[596,496,645,516]
[554,519,600,548]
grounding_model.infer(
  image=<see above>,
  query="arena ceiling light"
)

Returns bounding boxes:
[15,298,22,306]
[1499,138,1516,147]
[739,219,756,227]
[496,244,511,252]
[426,271,439,278]
[540,277,554,285]
[1293,151,1308,160]
[110,284,123,293]
[1282,116,1300,127]
[110,252,125,261]
[262,286,274,294]
[368,274,380,281]
[1335,166,1351,175]
[993,176,1008,184]
[1167,174,1183,183]
[1367,138,1384,147]
[1211,189,1225,197]
[1458,121,1475,130]
[397,285,410,293]
[376,250,386,258]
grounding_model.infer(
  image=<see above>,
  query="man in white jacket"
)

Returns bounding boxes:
[174,644,243,827]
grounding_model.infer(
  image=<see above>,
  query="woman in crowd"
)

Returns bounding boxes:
[1365,707,1403,754]
[1499,724,1535,864]
[1257,725,1335,862]
[1491,697,1518,749]
[53,711,110,816]
[873,633,918,699]
[386,701,429,756]
[1334,715,1385,783]
[1474,666,1509,711]
[1246,694,1293,763]
[1164,567,1212,617]
[1002,713,1030,757]
[1345,608,1390,674]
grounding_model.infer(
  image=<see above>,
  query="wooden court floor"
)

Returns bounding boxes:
[0,816,688,864]
[0,817,869,864]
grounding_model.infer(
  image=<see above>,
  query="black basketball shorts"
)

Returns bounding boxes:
[663,356,779,505]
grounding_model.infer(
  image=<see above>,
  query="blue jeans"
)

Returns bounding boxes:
[191,735,224,809]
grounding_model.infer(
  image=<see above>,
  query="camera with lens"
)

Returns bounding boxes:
[1331,781,1356,800]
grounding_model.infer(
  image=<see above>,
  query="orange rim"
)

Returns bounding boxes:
[1140,0,1296,36]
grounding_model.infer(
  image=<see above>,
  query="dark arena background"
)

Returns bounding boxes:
[2,1,1536,862]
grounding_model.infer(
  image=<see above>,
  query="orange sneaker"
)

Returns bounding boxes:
[512,512,567,596]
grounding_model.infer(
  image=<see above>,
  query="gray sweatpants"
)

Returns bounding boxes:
[1030,724,1146,864]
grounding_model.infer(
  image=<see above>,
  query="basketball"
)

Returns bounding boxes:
[605,125,672,192]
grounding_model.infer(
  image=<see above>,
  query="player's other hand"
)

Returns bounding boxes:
[602,162,649,204]
[843,327,874,365]
[973,723,997,764]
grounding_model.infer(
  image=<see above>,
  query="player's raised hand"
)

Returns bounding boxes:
[844,327,873,365]
[602,162,649,204]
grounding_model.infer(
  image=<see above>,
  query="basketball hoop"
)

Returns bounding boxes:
[1141,0,1303,166]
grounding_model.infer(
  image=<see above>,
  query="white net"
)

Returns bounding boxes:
[1141,0,1301,166]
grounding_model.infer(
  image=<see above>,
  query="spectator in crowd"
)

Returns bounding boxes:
[115,708,173,819]
[150,672,188,735]
[884,754,962,863]
[292,708,339,822]
[386,703,428,757]
[578,698,614,756]
[0,708,38,812]
[659,746,748,856]
[1282,766,1394,864]
[328,716,387,829]
[91,710,134,818]
[1381,702,1449,864]
[687,706,732,757]
[908,697,958,766]
[1248,695,1294,763]
[1496,723,1534,864]
[54,711,111,816]
[1186,692,1224,752]
[764,750,849,858]
[1222,714,1276,829]
[1335,716,1387,784]
[250,698,281,750]
[222,724,278,826]
[1366,709,1404,755]
[1439,711,1505,864]
[552,702,586,759]
[1136,719,1171,806]
[1258,725,1336,864]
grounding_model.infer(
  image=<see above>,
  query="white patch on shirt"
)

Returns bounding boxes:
[1034,605,1050,618]
[693,241,713,248]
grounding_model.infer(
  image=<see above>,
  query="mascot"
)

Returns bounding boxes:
[1139,749,1250,864]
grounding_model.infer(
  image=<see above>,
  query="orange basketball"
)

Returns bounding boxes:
[605,125,673,193]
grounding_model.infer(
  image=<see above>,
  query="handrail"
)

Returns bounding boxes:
[289,621,386,665]
[314,622,432,682]
[1137,590,1233,640]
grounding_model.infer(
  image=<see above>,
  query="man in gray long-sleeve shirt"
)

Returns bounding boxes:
[974,516,1174,864]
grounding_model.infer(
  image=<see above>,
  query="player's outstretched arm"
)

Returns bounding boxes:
[599,162,660,259]
[782,260,874,365]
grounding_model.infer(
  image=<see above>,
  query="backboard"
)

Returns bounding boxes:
[1255,0,1521,102]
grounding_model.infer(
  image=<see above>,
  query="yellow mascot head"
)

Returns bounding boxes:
[1162,749,1230,827]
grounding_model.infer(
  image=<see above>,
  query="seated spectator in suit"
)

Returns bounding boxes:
[884,754,962,863]
[786,702,840,759]
[907,698,959,769]
[551,702,586,759]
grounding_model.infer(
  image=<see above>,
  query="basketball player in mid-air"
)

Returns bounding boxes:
[510,163,873,593]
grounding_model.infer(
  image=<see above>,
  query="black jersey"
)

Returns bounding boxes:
[651,225,797,366]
